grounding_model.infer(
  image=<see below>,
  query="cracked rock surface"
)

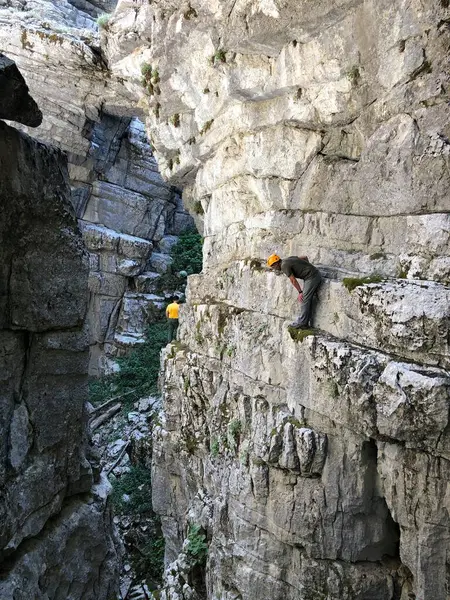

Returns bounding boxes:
[0,0,194,374]
[0,58,119,599]
[97,0,450,598]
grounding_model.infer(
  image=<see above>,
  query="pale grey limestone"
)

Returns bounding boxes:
[0,0,194,373]
[100,0,450,597]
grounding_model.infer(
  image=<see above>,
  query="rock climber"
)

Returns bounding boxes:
[166,296,180,342]
[267,254,322,329]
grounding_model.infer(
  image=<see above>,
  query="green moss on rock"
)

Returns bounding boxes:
[342,275,383,292]
[288,327,315,342]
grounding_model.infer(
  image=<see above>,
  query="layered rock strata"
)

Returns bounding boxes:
[100,0,450,598]
[0,1,194,373]
[0,58,119,598]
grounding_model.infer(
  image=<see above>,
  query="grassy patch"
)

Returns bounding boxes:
[210,438,220,458]
[342,275,383,292]
[288,327,315,342]
[347,65,360,85]
[141,63,160,95]
[369,252,386,260]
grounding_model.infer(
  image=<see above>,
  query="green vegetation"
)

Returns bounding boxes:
[186,525,208,566]
[89,321,167,408]
[210,438,220,458]
[183,5,197,19]
[284,416,304,428]
[184,434,199,454]
[210,49,226,64]
[141,63,160,95]
[156,228,203,293]
[193,200,204,215]
[203,87,210,94]
[111,465,153,514]
[228,419,242,439]
[111,466,164,582]
[347,65,360,84]
[96,13,111,28]
[134,537,165,583]
[199,119,214,135]
[369,252,386,260]
[288,327,315,342]
[170,113,180,127]
[342,275,383,292]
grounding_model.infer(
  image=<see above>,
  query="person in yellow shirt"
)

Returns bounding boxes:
[166,296,180,342]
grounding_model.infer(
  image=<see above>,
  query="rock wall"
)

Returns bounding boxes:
[0,57,119,598]
[101,1,450,599]
[0,0,194,374]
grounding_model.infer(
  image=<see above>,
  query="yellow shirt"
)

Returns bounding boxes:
[166,302,179,319]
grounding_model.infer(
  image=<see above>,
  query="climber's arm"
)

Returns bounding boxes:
[289,275,303,293]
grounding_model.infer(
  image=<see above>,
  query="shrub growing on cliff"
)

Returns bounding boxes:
[186,524,208,567]
[96,13,111,28]
[156,229,203,292]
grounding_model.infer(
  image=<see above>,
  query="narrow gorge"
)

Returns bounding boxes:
[1,0,449,599]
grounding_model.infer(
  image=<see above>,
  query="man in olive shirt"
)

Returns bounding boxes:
[267,254,322,329]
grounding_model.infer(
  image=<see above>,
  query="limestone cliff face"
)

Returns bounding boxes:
[0,0,194,374]
[0,57,119,598]
[102,1,450,599]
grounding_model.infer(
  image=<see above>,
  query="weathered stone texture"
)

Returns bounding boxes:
[98,0,450,598]
[0,4,194,373]
[0,70,119,596]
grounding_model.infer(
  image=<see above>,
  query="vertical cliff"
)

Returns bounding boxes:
[0,56,119,599]
[0,0,194,374]
[100,1,450,598]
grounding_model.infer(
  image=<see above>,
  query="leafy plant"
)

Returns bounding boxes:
[186,524,208,566]
[141,63,160,95]
[347,65,360,84]
[210,49,226,64]
[96,13,111,28]
[193,200,204,215]
[133,535,165,582]
[171,229,203,275]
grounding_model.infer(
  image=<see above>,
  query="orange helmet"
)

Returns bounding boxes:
[267,254,281,267]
